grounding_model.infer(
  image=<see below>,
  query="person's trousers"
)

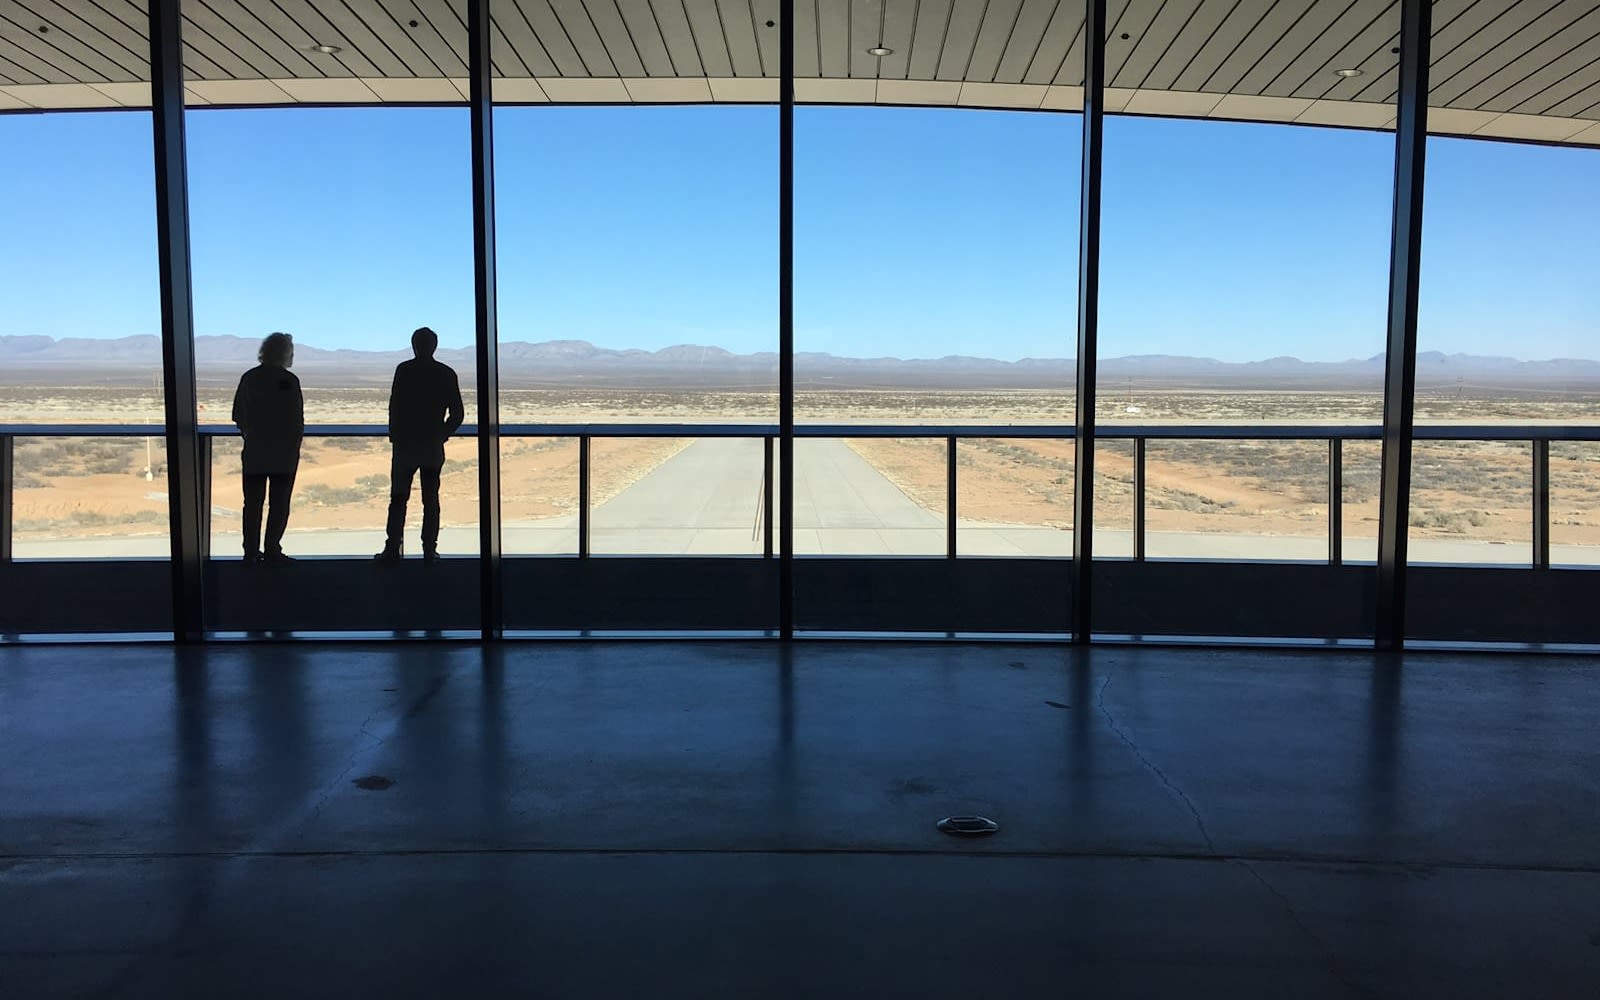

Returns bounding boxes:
[386,457,443,550]
[242,469,297,556]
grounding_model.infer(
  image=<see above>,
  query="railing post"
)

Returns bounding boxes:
[0,434,12,563]
[1329,438,1343,566]
[199,434,212,561]
[1133,437,1146,561]
[946,436,958,559]
[763,435,774,558]
[1072,0,1108,642]
[1533,438,1550,570]
[1374,0,1431,650]
[578,435,591,558]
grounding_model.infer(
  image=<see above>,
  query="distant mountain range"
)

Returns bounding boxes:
[4,334,1600,392]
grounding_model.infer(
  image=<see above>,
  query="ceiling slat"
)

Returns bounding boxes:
[994,0,1059,84]
[0,50,46,85]
[0,13,118,82]
[384,1,467,76]
[1142,0,1240,92]
[649,0,708,77]
[511,0,592,75]
[873,0,916,80]
[489,6,547,75]
[1427,0,1571,105]
[714,0,763,77]
[180,3,293,79]
[1540,67,1600,118]
[39,0,150,79]
[906,0,953,81]
[348,1,458,76]
[547,0,623,76]
[814,0,848,77]
[1103,0,1168,85]
[612,0,677,75]
[935,0,987,81]
[751,0,780,75]
[1463,12,1600,111]
[23,0,148,78]
[847,0,881,79]
[1200,2,1310,94]
[682,0,734,76]
[1113,0,1210,90]
[265,0,385,77]
[1271,0,1399,100]
[196,0,324,78]
[967,0,1027,84]
[297,0,421,76]
[1232,1,1353,97]
[0,25,87,82]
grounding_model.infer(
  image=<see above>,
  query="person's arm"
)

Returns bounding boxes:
[231,375,249,435]
[387,366,400,443]
[292,374,305,440]
[442,370,465,440]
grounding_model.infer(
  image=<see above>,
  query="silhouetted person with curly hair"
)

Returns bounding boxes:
[232,332,303,564]
[376,327,464,563]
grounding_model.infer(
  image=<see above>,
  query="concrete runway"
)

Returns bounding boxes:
[11,435,1595,566]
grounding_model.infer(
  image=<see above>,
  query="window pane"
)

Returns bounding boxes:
[0,114,165,566]
[955,439,1074,557]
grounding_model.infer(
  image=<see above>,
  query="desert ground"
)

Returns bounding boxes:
[3,386,1598,559]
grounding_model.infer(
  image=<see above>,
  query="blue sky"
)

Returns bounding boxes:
[0,104,1595,363]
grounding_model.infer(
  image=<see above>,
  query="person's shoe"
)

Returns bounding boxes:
[422,546,440,564]
[264,550,296,565]
[374,542,403,564]
[243,551,263,565]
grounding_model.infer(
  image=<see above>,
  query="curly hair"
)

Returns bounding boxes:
[259,332,293,365]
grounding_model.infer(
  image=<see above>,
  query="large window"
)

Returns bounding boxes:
[0,113,167,562]
[1097,115,1393,565]
[795,106,1080,563]
[1412,137,1599,568]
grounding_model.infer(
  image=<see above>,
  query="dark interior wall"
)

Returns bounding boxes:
[0,558,1593,643]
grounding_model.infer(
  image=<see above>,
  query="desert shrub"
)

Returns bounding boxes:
[324,437,374,451]
[356,474,388,491]
[301,483,373,506]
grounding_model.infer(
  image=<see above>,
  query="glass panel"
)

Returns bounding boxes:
[591,437,766,555]
[10,436,169,559]
[0,113,166,566]
[1143,440,1328,561]
[795,438,946,556]
[1341,440,1382,563]
[1093,441,1135,558]
[492,105,777,426]
[1413,137,1599,569]
[955,438,1074,557]
[1551,442,1600,567]
[208,436,478,558]
[502,437,580,555]
[1409,440,1532,566]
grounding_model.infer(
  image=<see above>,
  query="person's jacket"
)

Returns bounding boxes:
[387,357,464,468]
[231,364,304,474]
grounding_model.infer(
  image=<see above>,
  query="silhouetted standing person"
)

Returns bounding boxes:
[376,327,464,562]
[232,332,303,563]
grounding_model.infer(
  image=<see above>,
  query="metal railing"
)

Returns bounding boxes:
[1,422,1597,568]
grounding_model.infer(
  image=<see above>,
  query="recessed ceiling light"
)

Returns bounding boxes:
[308,43,342,54]
[1334,67,1364,78]
[867,46,893,57]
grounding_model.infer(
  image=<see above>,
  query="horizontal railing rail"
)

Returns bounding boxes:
[3,423,1598,568]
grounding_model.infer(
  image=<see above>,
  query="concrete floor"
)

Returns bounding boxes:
[1,642,1597,998]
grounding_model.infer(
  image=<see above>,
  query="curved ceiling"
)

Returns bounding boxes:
[1,2,1597,146]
